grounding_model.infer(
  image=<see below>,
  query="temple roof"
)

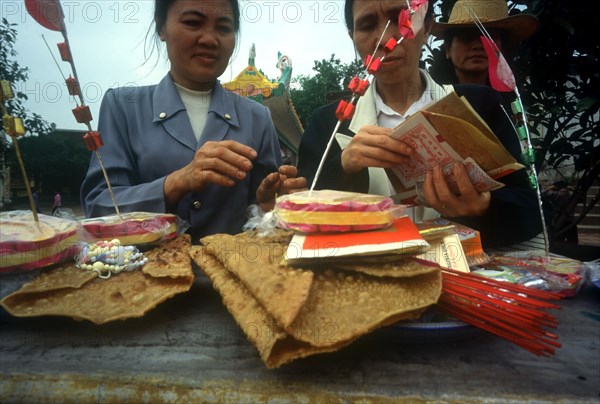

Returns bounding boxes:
[222,45,303,152]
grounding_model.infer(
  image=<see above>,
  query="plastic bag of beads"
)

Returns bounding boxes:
[75,239,148,279]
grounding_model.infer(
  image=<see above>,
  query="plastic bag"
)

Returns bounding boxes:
[1,210,81,272]
[588,259,600,289]
[416,218,490,267]
[242,204,281,238]
[273,190,405,233]
[81,212,186,247]
[75,239,148,279]
[472,253,588,297]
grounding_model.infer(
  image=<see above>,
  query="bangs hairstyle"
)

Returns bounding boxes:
[154,0,241,34]
[144,0,241,68]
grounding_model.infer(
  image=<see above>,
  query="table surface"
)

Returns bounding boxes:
[1,267,599,403]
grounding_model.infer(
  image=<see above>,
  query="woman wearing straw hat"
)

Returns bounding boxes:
[431,0,540,86]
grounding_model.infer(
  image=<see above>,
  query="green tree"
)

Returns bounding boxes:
[11,130,89,198]
[426,0,599,243]
[2,20,90,203]
[1,18,54,206]
[0,18,53,138]
[291,55,362,127]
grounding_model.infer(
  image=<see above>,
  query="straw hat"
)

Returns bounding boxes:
[431,0,540,43]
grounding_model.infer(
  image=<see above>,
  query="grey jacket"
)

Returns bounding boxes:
[81,74,281,239]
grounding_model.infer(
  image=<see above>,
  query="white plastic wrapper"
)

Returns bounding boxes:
[273,190,406,233]
[1,210,81,272]
[80,212,188,247]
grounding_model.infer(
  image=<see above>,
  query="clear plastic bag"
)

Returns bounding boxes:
[81,212,187,247]
[472,253,589,297]
[1,210,81,272]
[273,190,405,233]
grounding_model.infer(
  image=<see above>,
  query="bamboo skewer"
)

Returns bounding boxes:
[26,0,121,219]
[0,83,39,223]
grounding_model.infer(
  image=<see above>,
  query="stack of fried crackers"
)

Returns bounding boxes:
[191,230,442,368]
[1,235,194,324]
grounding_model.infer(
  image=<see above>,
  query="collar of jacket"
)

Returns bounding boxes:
[152,74,240,128]
[151,74,242,151]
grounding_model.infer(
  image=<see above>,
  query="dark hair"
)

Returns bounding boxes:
[154,0,241,35]
[438,28,512,85]
[144,0,241,67]
[344,0,435,33]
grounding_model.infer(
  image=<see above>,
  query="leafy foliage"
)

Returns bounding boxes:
[1,18,88,202]
[0,18,53,137]
[290,55,362,127]
[428,0,598,241]
[10,130,89,197]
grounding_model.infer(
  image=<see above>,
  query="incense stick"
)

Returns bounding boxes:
[438,268,562,355]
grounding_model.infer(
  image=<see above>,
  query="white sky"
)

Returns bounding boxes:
[3,0,358,131]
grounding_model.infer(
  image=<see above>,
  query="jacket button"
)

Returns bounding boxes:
[224,113,231,120]
[159,112,167,119]
[192,200,202,210]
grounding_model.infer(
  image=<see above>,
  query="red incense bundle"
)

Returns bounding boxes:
[437,268,562,356]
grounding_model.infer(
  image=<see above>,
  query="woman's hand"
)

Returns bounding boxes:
[422,162,491,217]
[256,165,307,212]
[164,140,257,207]
[341,125,414,174]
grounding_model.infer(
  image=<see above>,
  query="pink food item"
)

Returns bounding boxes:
[274,190,402,233]
[0,211,80,272]
[81,212,178,247]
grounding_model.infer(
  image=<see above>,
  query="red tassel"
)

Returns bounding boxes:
[335,100,349,120]
[83,131,103,151]
[342,103,355,120]
[65,76,80,96]
[384,38,397,53]
[57,42,72,62]
[72,105,93,124]
[347,76,360,92]
[355,79,370,96]
[335,100,356,121]
[367,58,382,74]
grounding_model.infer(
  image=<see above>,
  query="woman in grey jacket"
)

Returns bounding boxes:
[81,0,305,239]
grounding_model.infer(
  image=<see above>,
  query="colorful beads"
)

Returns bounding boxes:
[76,239,148,279]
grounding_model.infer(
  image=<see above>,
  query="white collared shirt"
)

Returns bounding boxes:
[374,69,446,128]
[354,70,450,222]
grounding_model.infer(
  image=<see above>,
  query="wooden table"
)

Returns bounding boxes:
[1,269,599,403]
